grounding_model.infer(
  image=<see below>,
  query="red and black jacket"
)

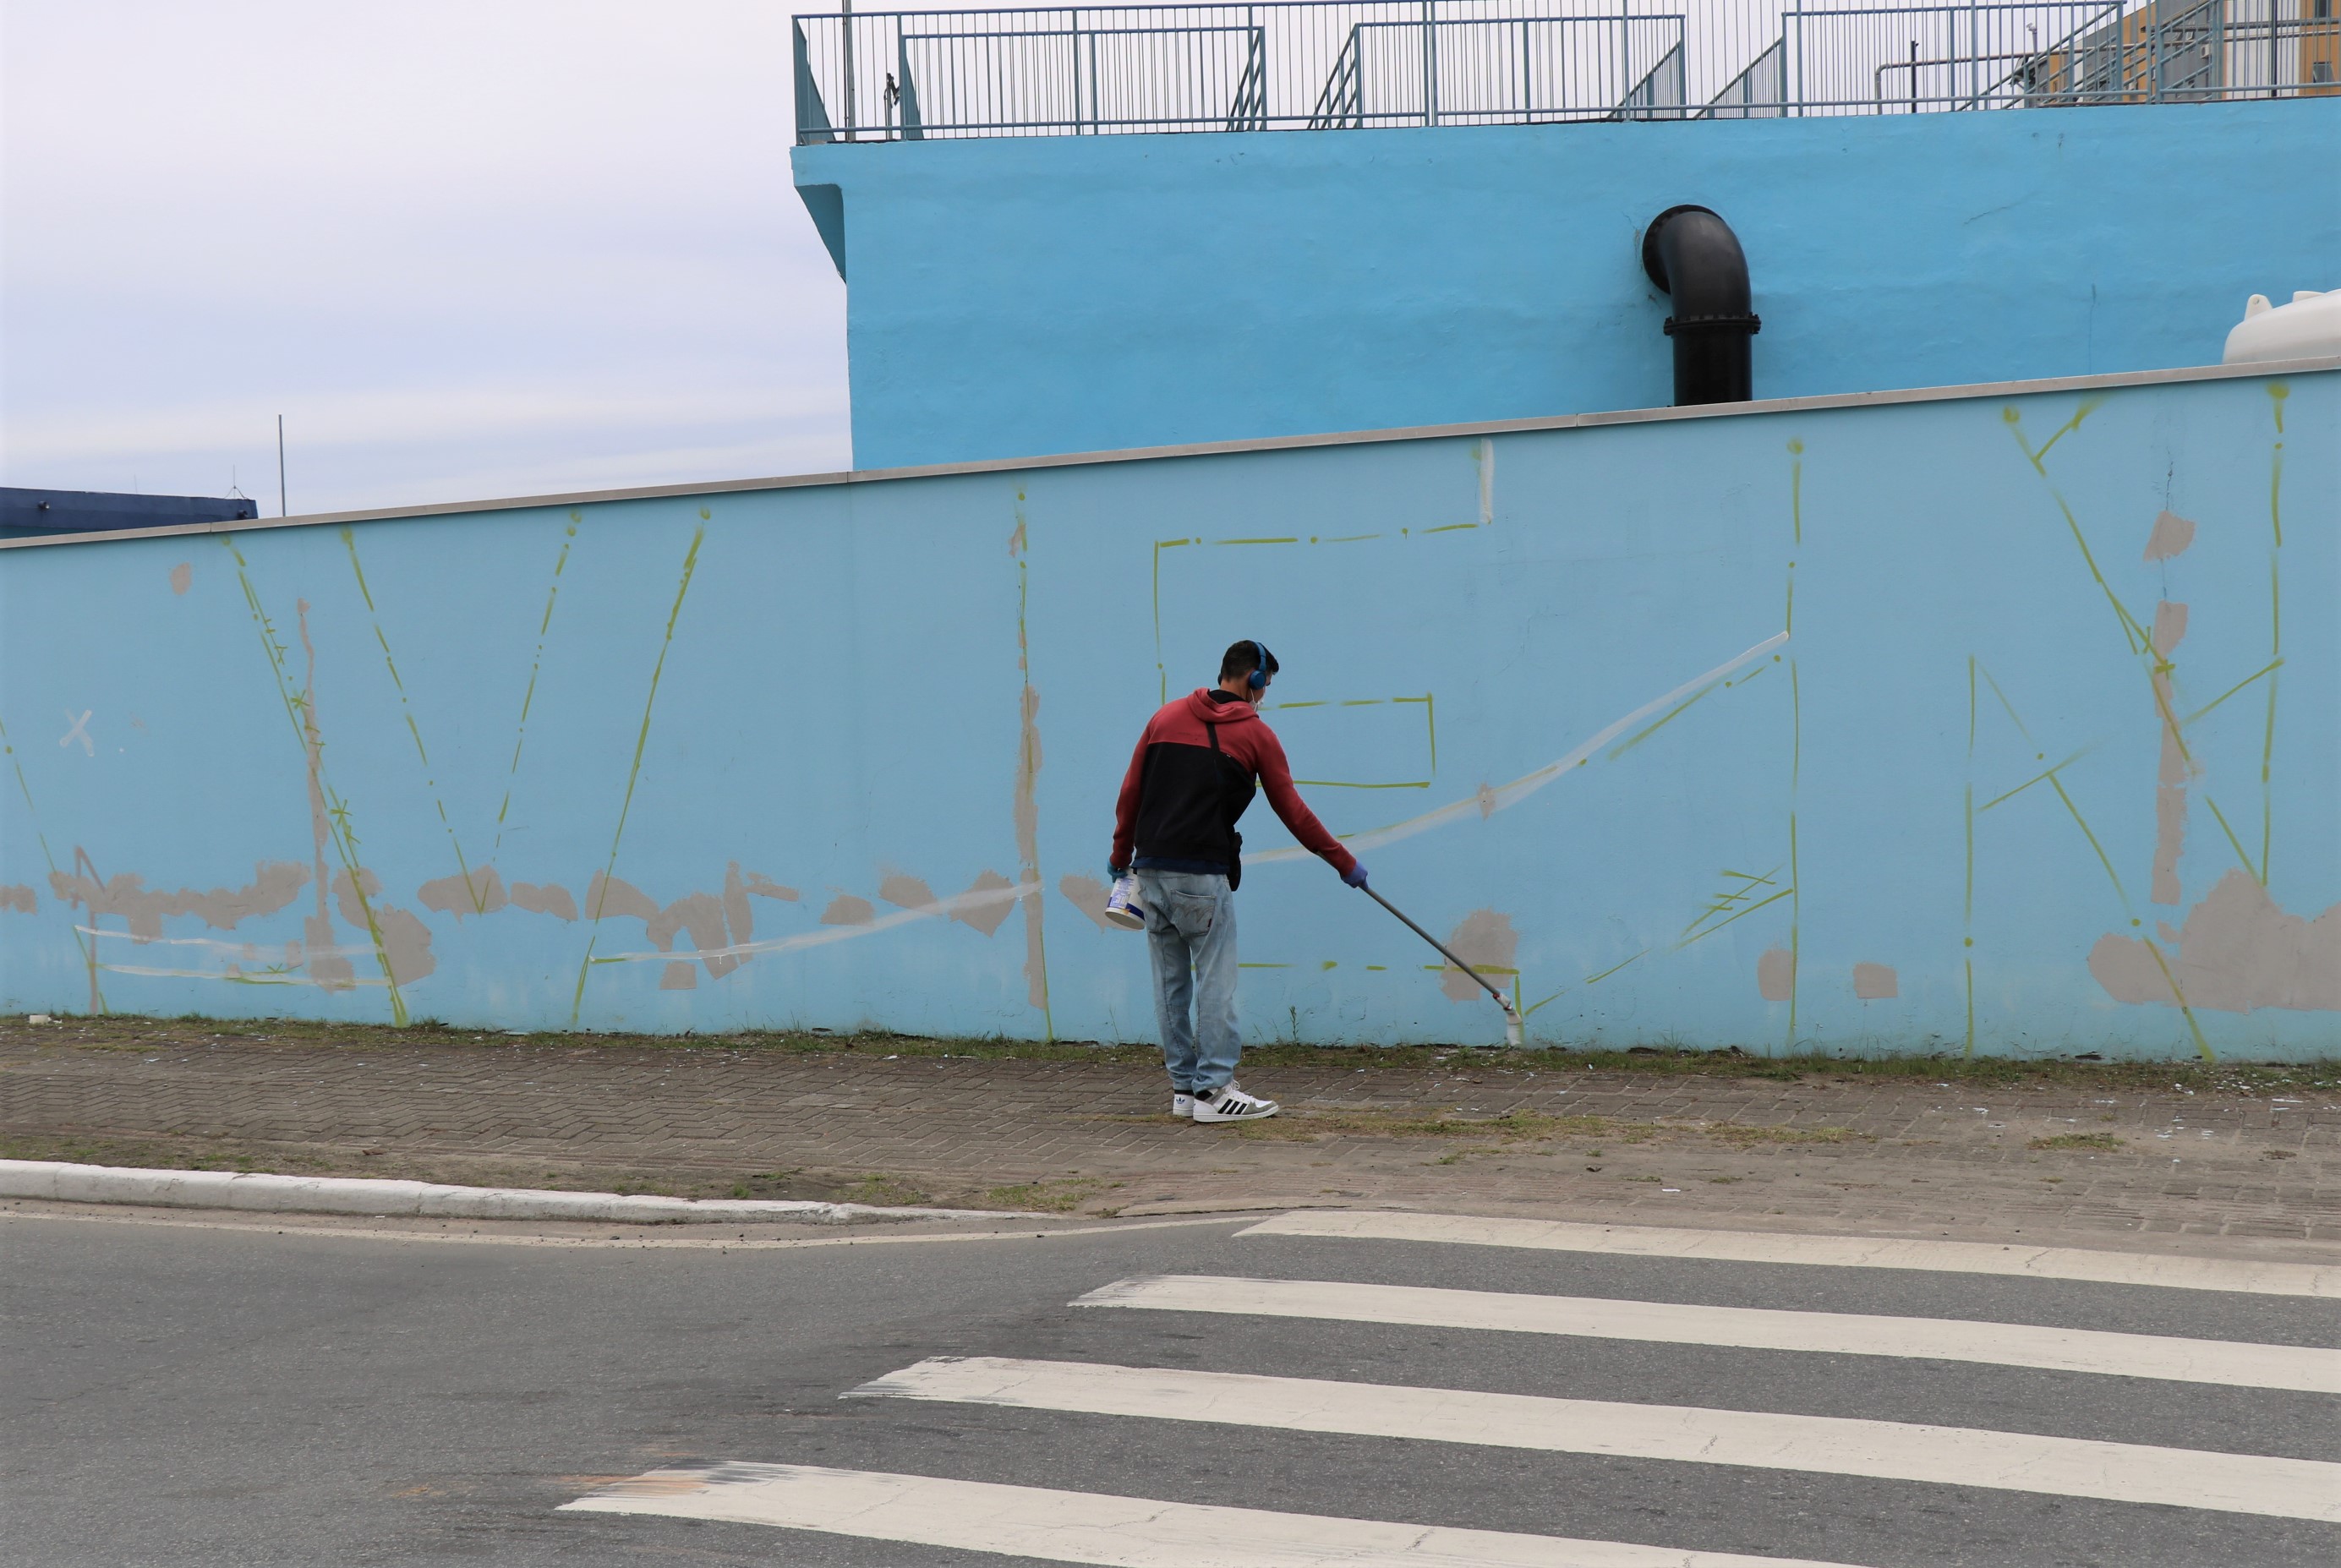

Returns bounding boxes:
[1110,688,1358,883]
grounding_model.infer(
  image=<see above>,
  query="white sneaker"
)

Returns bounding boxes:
[1172,1092,1195,1118]
[1192,1083,1279,1123]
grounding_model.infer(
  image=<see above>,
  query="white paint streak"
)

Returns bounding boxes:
[1252,633,1787,863]
[1077,1275,2338,1393]
[77,924,379,960]
[854,1358,2341,1522]
[600,877,1038,964]
[1237,1211,2341,1299]
[91,963,390,988]
[561,1462,1875,1567]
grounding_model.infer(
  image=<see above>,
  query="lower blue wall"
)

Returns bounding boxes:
[795,103,2340,471]
[3,368,2333,1057]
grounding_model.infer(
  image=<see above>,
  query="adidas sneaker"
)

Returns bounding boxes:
[1191,1083,1279,1123]
[1172,1091,1195,1117]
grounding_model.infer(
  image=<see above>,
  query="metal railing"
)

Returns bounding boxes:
[793,0,2341,139]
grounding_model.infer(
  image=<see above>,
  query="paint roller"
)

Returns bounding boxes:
[1358,885,1524,1049]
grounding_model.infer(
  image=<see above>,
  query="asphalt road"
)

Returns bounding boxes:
[5,1207,2335,1566]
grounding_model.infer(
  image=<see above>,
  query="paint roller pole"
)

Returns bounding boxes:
[1358,885,1523,1049]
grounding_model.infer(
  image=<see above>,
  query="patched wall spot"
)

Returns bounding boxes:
[418,866,508,920]
[2142,510,2197,561]
[1439,910,1517,1002]
[585,874,659,925]
[1758,947,1795,1002]
[822,893,876,926]
[52,859,309,941]
[510,882,578,921]
[168,562,192,595]
[1058,873,1115,932]
[333,868,435,985]
[2090,870,2339,1013]
[954,871,1019,937]
[1852,962,1899,1000]
[1,884,37,915]
[879,874,939,911]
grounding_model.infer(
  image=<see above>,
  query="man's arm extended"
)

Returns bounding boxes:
[1254,727,1359,877]
[1108,724,1151,871]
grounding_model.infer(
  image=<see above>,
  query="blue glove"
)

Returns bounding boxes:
[1342,862,1370,889]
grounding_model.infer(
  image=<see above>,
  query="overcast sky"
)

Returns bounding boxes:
[1,2,849,516]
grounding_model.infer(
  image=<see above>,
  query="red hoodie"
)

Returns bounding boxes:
[1111,688,1357,880]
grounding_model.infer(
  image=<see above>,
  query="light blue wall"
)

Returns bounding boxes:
[795,102,2341,471]
[2,368,2333,1057]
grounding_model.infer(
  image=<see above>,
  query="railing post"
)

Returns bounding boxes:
[1788,1,1802,115]
[1621,18,1631,119]
[1965,0,1977,108]
[1424,0,1438,126]
[1519,17,1531,118]
[841,1,857,140]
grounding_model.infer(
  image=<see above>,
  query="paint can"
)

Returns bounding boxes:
[1103,875,1146,931]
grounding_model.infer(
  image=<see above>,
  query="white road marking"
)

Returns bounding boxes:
[1239,1211,2341,1298]
[1076,1275,2339,1393]
[560,1461,1875,1566]
[852,1357,2341,1522]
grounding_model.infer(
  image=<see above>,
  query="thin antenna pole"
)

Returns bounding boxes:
[276,415,287,517]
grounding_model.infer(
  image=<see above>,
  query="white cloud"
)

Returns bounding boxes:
[0,1,851,511]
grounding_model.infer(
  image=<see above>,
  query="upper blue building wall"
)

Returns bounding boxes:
[793,101,2340,470]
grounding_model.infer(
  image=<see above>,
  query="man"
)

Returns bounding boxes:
[1109,641,1369,1123]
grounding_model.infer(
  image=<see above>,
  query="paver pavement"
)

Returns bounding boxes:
[3,1018,2334,1254]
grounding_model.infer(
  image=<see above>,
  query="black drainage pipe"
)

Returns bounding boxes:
[1641,205,1760,405]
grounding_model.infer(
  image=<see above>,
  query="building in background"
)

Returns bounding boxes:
[3,488,258,540]
[2019,0,2341,102]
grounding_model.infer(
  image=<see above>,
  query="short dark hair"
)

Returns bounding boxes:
[1219,640,1279,684]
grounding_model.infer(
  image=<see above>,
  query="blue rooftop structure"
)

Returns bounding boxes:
[789,2,2339,467]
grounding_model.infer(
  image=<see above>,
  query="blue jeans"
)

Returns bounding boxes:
[1136,870,1240,1094]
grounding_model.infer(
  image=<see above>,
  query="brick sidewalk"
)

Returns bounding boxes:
[3,1020,2334,1256]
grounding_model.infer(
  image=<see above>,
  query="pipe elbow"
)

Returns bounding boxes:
[1642,205,1760,404]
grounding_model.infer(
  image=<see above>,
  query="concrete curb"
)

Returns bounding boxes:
[0,1160,1016,1226]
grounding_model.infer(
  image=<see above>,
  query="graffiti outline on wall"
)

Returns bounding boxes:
[3,374,2332,1054]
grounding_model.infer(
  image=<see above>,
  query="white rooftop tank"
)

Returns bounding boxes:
[2224,290,2341,365]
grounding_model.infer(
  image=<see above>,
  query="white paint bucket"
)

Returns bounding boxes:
[1103,875,1146,931]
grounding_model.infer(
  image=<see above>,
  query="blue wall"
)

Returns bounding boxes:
[2,368,2333,1057]
[794,103,2341,470]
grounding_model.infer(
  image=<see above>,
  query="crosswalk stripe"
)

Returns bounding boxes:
[1075,1274,2340,1393]
[560,1461,1878,1566]
[852,1357,2341,1522]
[1238,1211,2341,1298]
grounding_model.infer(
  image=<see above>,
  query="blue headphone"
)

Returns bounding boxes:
[1247,640,1272,692]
